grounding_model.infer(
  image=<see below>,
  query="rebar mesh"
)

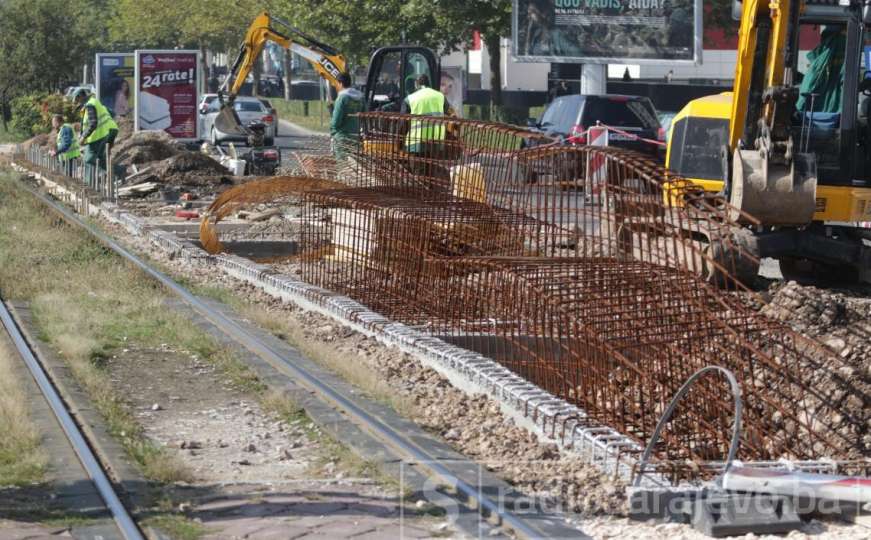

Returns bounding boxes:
[205,112,868,471]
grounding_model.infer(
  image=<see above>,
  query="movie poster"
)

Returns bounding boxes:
[513,0,701,64]
[96,54,136,118]
[134,50,201,140]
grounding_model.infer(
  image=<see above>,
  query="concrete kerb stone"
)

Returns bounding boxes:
[10,162,647,484]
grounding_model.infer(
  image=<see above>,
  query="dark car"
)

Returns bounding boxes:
[530,94,665,157]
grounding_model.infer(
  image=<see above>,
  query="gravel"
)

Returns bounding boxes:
[755,281,871,456]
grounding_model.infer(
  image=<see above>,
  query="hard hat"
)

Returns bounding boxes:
[73,88,90,101]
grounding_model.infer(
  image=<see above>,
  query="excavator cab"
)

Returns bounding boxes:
[363,46,440,113]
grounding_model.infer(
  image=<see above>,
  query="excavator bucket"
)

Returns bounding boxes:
[213,100,250,139]
[730,148,817,225]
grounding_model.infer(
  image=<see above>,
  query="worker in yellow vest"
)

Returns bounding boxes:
[49,114,81,176]
[73,89,119,171]
[401,74,451,154]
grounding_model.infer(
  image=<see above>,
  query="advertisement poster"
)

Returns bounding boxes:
[513,0,702,65]
[134,50,200,140]
[440,67,465,118]
[96,53,135,118]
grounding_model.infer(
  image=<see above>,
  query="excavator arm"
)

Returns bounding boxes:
[215,11,347,137]
[728,0,818,225]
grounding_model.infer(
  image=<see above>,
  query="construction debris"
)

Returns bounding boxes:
[239,208,282,222]
[117,182,160,198]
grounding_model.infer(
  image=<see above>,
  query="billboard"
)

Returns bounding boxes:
[512,0,702,65]
[134,50,201,140]
[96,53,135,118]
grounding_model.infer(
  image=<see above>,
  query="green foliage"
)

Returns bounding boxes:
[271,99,329,133]
[272,0,412,66]
[9,94,77,136]
[0,0,106,95]
[9,96,45,136]
[108,0,267,52]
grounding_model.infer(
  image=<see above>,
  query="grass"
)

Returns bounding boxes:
[0,123,26,144]
[272,99,330,133]
[0,331,48,486]
[142,515,208,540]
[0,170,417,498]
[0,171,200,483]
[186,282,415,415]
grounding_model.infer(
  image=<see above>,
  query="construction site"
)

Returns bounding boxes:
[0,103,867,538]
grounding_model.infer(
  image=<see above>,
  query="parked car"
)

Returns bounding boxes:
[657,111,677,143]
[257,98,279,139]
[529,94,665,158]
[64,84,96,100]
[200,96,277,146]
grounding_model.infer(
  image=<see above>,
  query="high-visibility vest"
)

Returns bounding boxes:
[82,96,118,145]
[56,124,81,160]
[405,87,446,148]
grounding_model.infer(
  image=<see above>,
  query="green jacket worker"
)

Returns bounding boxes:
[74,89,118,170]
[50,114,80,175]
[330,72,363,159]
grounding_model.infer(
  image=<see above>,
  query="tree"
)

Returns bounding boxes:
[0,0,108,127]
[403,0,512,112]
[272,0,412,67]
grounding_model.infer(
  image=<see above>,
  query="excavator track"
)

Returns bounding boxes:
[606,211,762,287]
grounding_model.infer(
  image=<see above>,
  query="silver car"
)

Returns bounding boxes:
[200,96,277,145]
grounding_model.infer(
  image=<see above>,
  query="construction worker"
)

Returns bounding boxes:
[73,89,118,171]
[329,72,363,160]
[49,114,80,176]
[401,74,450,154]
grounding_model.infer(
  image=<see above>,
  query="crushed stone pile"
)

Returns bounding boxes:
[758,281,871,456]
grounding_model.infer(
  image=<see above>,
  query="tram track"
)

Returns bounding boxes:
[0,298,145,540]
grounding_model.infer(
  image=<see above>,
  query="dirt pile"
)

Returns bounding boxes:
[113,130,232,189]
[113,130,185,167]
[21,133,51,150]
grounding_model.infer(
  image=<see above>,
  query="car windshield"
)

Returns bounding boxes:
[585,98,660,129]
[540,95,582,134]
[235,101,264,112]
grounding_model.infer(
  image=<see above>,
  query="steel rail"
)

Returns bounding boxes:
[17,178,565,539]
[0,300,144,540]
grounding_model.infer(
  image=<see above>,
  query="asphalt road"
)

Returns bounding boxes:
[275,119,329,170]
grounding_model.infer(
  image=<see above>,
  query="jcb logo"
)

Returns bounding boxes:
[319,58,341,79]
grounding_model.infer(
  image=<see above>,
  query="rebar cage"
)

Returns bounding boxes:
[204,112,868,472]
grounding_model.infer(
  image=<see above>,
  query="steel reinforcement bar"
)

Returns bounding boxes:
[285,112,867,474]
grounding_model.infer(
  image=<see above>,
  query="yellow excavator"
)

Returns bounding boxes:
[666,0,871,283]
[215,11,440,139]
